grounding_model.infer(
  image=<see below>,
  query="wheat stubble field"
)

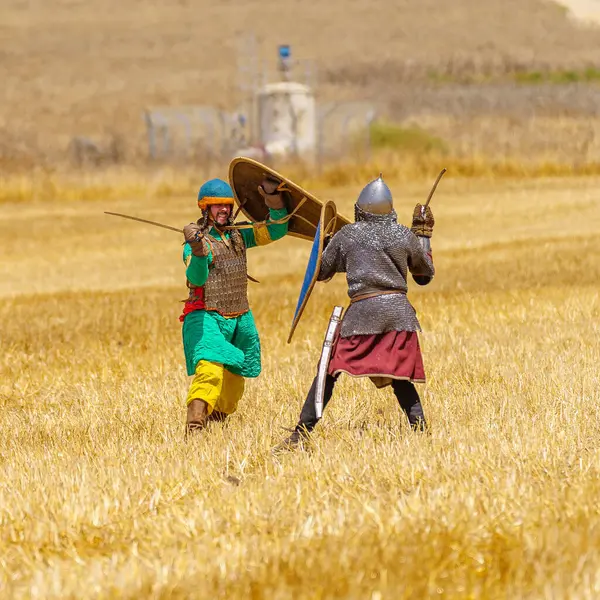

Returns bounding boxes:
[1,174,599,598]
[3,0,600,596]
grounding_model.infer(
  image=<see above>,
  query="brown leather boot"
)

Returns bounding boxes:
[207,410,228,424]
[272,428,310,454]
[186,399,209,433]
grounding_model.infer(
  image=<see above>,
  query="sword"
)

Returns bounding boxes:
[104,211,260,283]
[421,168,447,219]
[104,212,184,233]
[315,305,344,419]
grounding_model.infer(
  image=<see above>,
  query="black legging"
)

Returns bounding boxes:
[392,379,426,431]
[295,375,427,433]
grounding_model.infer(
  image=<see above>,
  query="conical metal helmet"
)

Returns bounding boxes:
[355,173,393,215]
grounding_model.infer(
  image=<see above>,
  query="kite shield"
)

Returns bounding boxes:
[229,157,350,242]
[287,200,339,343]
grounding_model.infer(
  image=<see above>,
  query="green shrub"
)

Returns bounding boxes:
[369,121,448,154]
[515,67,600,84]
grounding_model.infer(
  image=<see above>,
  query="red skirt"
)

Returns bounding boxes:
[328,330,425,387]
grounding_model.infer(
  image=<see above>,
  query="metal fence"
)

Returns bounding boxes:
[144,106,247,161]
[144,101,376,164]
[316,101,377,165]
[143,35,375,164]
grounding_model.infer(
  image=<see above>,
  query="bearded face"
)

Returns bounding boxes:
[209,203,232,227]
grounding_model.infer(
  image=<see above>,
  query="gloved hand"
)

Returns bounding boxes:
[411,204,435,238]
[183,222,209,257]
[258,177,285,210]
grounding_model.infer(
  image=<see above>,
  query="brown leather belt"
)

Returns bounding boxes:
[349,290,406,304]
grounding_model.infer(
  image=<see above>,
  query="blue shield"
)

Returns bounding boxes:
[287,201,337,343]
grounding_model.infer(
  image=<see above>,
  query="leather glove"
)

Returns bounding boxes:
[411,203,435,238]
[258,177,285,210]
[183,222,209,257]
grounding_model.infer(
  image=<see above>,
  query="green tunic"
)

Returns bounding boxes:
[181,208,288,377]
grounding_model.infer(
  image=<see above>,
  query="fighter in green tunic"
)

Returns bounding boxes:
[181,177,288,433]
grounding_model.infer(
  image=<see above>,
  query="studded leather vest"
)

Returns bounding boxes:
[203,230,249,317]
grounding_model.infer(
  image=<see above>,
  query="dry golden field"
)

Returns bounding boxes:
[2,0,600,596]
[1,172,600,598]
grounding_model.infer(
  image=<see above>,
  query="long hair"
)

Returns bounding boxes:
[200,209,245,254]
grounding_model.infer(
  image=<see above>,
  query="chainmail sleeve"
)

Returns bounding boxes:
[406,230,434,280]
[318,232,346,282]
[324,216,430,337]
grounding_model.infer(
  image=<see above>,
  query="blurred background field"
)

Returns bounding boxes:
[3,0,600,189]
[2,1,600,597]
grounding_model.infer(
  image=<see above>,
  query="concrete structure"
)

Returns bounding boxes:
[256,82,316,158]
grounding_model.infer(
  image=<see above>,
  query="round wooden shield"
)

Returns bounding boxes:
[228,157,351,242]
[287,200,339,343]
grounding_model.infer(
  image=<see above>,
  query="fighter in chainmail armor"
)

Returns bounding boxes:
[181,178,288,434]
[276,175,435,450]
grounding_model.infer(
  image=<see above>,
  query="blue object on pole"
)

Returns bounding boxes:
[278,45,291,59]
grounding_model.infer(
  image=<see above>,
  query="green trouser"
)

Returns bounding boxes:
[182,309,261,378]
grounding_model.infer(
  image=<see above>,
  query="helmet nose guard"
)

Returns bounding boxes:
[355,173,393,215]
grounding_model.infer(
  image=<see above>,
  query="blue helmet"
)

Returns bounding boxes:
[197,178,234,209]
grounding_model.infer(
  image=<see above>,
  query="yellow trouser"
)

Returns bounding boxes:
[186,360,245,415]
